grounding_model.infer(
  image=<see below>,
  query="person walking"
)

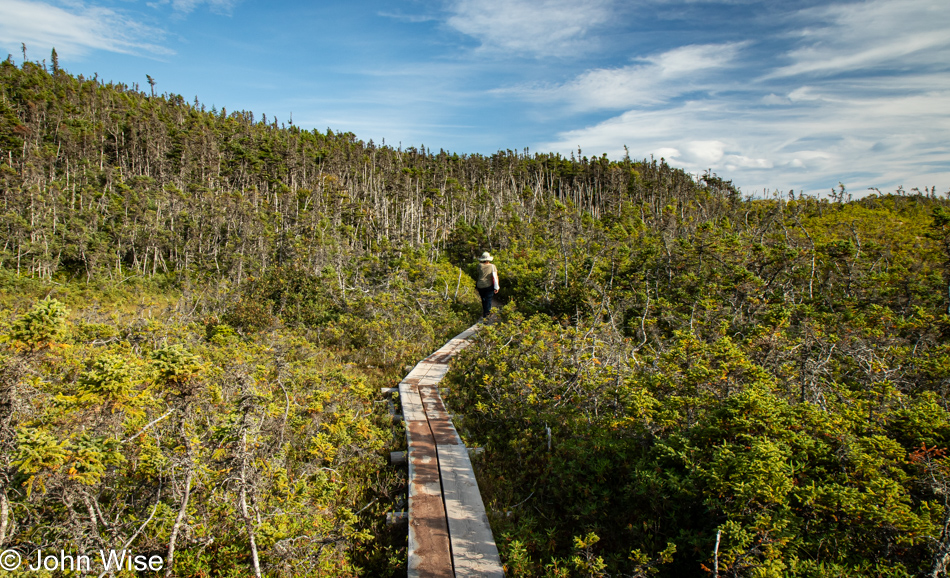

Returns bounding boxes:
[475,252,499,319]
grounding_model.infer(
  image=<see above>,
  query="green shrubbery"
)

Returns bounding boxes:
[446,193,950,577]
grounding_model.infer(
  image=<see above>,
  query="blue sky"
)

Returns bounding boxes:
[1,0,948,196]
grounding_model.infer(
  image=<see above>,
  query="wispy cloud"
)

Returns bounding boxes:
[0,0,172,57]
[541,82,950,194]
[148,0,240,16]
[506,42,746,110]
[529,0,950,195]
[446,0,614,57]
[378,11,438,24]
[770,0,950,78]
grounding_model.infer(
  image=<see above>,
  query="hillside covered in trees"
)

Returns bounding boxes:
[2,54,950,577]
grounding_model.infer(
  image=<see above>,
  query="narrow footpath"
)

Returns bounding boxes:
[396,324,504,578]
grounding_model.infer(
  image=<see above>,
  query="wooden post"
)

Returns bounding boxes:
[390,451,407,465]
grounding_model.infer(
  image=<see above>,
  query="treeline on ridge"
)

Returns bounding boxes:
[0,55,704,284]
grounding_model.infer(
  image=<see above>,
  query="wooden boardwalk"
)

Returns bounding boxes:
[396,324,504,578]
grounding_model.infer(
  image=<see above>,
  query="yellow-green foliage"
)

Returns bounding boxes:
[9,297,69,350]
[0,281,436,576]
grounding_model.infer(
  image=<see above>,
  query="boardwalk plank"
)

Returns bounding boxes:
[437,445,504,577]
[401,383,453,578]
[420,387,462,446]
[399,382,428,423]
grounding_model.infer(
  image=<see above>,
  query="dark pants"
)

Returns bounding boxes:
[478,286,494,318]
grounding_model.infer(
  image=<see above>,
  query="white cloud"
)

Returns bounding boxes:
[504,42,745,110]
[378,11,438,24]
[762,93,788,105]
[770,0,950,78]
[539,82,950,195]
[787,87,822,103]
[723,154,772,170]
[0,0,172,57]
[655,147,680,160]
[645,43,744,77]
[446,0,614,56]
[523,0,950,195]
[148,0,239,15]
[685,140,726,165]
